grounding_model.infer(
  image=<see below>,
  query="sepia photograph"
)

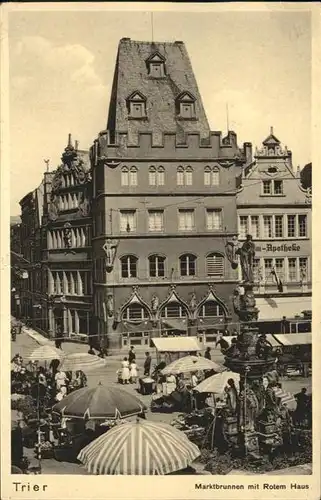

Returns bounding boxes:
[2,3,319,495]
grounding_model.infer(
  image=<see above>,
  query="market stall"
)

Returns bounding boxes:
[151,336,202,365]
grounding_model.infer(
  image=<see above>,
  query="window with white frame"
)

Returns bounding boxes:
[288,258,297,282]
[121,167,129,186]
[177,166,193,186]
[262,179,283,195]
[129,167,138,186]
[178,209,195,231]
[149,166,165,186]
[206,253,224,277]
[299,257,308,281]
[200,301,225,317]
[287,215,296,237]
[204,166,220,186]
[120,255,138,278]
[253,258,261,281]
[264,258,273,280]
[179,253,196,276]
[149,255,165,277]
[274,215,284,238]
[206,209,222,231]
[263,216,273,238]
[239,216,249,238]
[298,215,307,237]
[185,167,193,185]
[250,216,260,238]
[177,167,184,186]
[149,167,156,186]
[123,304,146,321]
[275,258,285,281]
[120,210,136,232]
[161,302,186,318]
[148,210,164,232]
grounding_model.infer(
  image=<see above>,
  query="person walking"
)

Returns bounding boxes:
[143,352,152,376]
[128,346,136,364]
[204,347,211,360]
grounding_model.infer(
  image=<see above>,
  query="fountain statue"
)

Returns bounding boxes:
[224,234,281,456]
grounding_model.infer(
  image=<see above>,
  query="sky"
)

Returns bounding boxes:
[8,8,311,215]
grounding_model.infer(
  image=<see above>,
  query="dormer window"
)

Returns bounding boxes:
[146,51,166,78]
[126,91,147,119]
[176,91,196,120]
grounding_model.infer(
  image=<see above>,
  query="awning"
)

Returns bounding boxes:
[151,336,201,353]
[122,321,152,334]
[273,333,312,346]
[255,296,312,321]
[197,318,225,330]
[161,319,188,332]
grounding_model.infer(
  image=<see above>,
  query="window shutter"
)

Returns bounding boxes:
[207,254,224,276]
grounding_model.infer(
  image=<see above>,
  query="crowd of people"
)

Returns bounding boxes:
[11,353,87,407]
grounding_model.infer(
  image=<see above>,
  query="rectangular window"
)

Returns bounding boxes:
[149,170,156,186]
[287,215,296,237]
[263,216,272,238]
[275,258,285,281]
[204,169,211,186]
[185,169,193,186]
[177,169,184,186]
[288,258,297,282]
[299,257,308,280]
[263,180,272,194]
[178,209,194,231]
[253,258,260,281]
[129,169,137,186]
[250,216,260,238]
[206,209,222,231]
[274,215,284,238]
[298,215,307,237]
[206,254,224,276]
[239,216,248,238]
[121,169,129,186]
[274,180,283,195]
[148,210,164,232]
[157,169,165,186]
[264,258,273,279]
[120,210,136,232]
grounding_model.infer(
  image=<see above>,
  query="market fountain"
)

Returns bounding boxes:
[224,235,283,457]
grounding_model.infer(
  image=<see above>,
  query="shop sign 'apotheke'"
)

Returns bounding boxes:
[256,243,301,252]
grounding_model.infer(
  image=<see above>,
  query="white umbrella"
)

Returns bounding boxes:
[77,419,200,475]
[194,371,240,394]
[161,355,224,375]
[26,344,63,362]
[59,353,107,373]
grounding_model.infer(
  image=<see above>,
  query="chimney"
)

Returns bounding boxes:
[270,126,274,135]
[68,133,72,147]
[296,165,301,178]
[243,142,252,163]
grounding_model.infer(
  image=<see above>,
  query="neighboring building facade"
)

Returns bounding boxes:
[42,137,92,340]
[15,183,44,325]
[237,128,312,327]
[91,38,252,352]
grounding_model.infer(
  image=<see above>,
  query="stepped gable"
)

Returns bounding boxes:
[106,38,210,139]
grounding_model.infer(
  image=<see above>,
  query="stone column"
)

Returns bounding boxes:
[75,310,79,335]
[48,306,54,338]
[63,306,68,336]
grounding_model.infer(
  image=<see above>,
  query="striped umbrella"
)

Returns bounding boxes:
[77,419,200,475]
[161,355,224,375]
[53,383,146,419]
[273,387,296,410]
[194,371,240,394]
[58,353,107,373]
[26,344,63,362]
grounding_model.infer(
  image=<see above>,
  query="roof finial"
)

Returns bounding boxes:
[270,126,274,135]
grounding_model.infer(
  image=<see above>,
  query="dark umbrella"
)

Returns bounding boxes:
[52,382,146,420]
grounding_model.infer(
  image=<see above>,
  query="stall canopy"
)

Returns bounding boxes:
[272,333,312,346]
[151,336,201,353]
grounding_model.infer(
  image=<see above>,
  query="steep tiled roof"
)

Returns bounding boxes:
[106,38,210,140]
